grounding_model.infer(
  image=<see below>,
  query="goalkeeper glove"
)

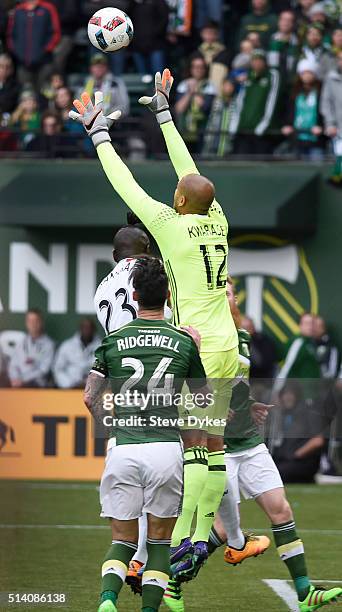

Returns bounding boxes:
[69,91,121,148]
[139,68,173,125]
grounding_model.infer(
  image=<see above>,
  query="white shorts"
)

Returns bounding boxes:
[100,441,183,520]
[225,443,284,502]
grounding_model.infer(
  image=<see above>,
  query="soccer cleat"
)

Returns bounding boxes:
[298,585,342,611]
[125,560,144,595]
[170,538,194,565]
[163,578,185,612]
[172,541,208,582]
[97,600,117,612]
[224,533,270,566]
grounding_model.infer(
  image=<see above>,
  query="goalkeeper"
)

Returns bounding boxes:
[70,70,238,570]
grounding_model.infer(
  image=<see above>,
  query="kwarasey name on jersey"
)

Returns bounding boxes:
[187,223,227,239]
[117,333,180,353]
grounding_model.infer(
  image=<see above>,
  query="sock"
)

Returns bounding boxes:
[171,446,208,547]
[191,450,226,544]
[132,514,148,564]
[218,487,245,549]
[208,526,225,554]
[142,538,170,610]
[272,521,311,601]
[100,539,137,604]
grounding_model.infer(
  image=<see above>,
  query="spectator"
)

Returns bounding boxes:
[241,315,278,379]
[230,39,253,86]
[198,21,231,91]
[247,31,263,49]
[51,0,78,74]
[7,0,61,92]
[26,109,77,157]
[307,2,331,36]
[40,71,64,109]
[320,26,342,77]
[54,86,75,125]
[313,315,340,378]
[175,54,217,152]
[230,49,283,155]
[301,23,331,78]
[282,58,324,161]
[10,90,40,146]
[295,0,316,43]
[202,79,237,156]
[0,53,19,119]
[237,0,278,50]
[271,384,325,483]
[273,312,321,399]
[232,38,253,69]
[194,0,223,32]
[320,50,342,186]
[8,309,54,388]
[268,11,300,81]
[53,86,92,154]
[53,318,101,388]
[130,0,169,75]
[77,54,129,117]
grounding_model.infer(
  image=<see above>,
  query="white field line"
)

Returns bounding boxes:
[263,580,342,612]
[263,579,298,611]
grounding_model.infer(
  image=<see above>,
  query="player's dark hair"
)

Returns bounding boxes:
[113,226,150,262]
[26,308,43,318]
[130,256,168,310]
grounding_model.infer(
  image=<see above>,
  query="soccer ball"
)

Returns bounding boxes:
[88,7,134,53]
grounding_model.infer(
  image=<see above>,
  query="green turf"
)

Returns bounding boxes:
[0,481,341,612]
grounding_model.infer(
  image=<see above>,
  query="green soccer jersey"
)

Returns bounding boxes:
[97,121,238,354]
[92,318,207,445]
[224,329,263,453]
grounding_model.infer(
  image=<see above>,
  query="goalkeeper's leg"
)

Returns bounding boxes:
[191,348,238,546]
[171,429,208,549]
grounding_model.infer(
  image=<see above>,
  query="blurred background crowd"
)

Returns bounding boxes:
[1,305,342,482]
[0,0,342,182]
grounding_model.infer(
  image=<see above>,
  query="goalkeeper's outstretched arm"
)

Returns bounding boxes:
[69,90,170,230]
[160,120,199,180]
[139,68,199,180]
[97,142,164,228]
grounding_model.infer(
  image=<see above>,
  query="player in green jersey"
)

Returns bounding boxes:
[84,256,210,612]
[70,71,239,571]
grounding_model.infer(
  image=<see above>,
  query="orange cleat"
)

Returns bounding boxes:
[224,534,271,566]
[125,560,144,595]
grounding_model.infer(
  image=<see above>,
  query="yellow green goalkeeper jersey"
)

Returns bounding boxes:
[97,121,238,353]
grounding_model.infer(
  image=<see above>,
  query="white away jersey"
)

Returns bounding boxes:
[94,258,172,334]
[94,258,138,334]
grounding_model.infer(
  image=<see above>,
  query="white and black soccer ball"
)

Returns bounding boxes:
[88,7,134,53]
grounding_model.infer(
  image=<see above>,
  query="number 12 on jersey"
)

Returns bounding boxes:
[200,244,227,290]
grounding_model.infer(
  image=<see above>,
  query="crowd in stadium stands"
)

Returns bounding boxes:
[0,305,341,479]
[0,1,342,181]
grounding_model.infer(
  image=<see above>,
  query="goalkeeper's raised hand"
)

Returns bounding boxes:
[69,91,121,148]
[139,68,173,125]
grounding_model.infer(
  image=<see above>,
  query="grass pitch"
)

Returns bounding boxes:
[0,481,342,612]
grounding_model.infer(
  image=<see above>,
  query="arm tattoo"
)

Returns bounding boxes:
[84,372,110,422]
